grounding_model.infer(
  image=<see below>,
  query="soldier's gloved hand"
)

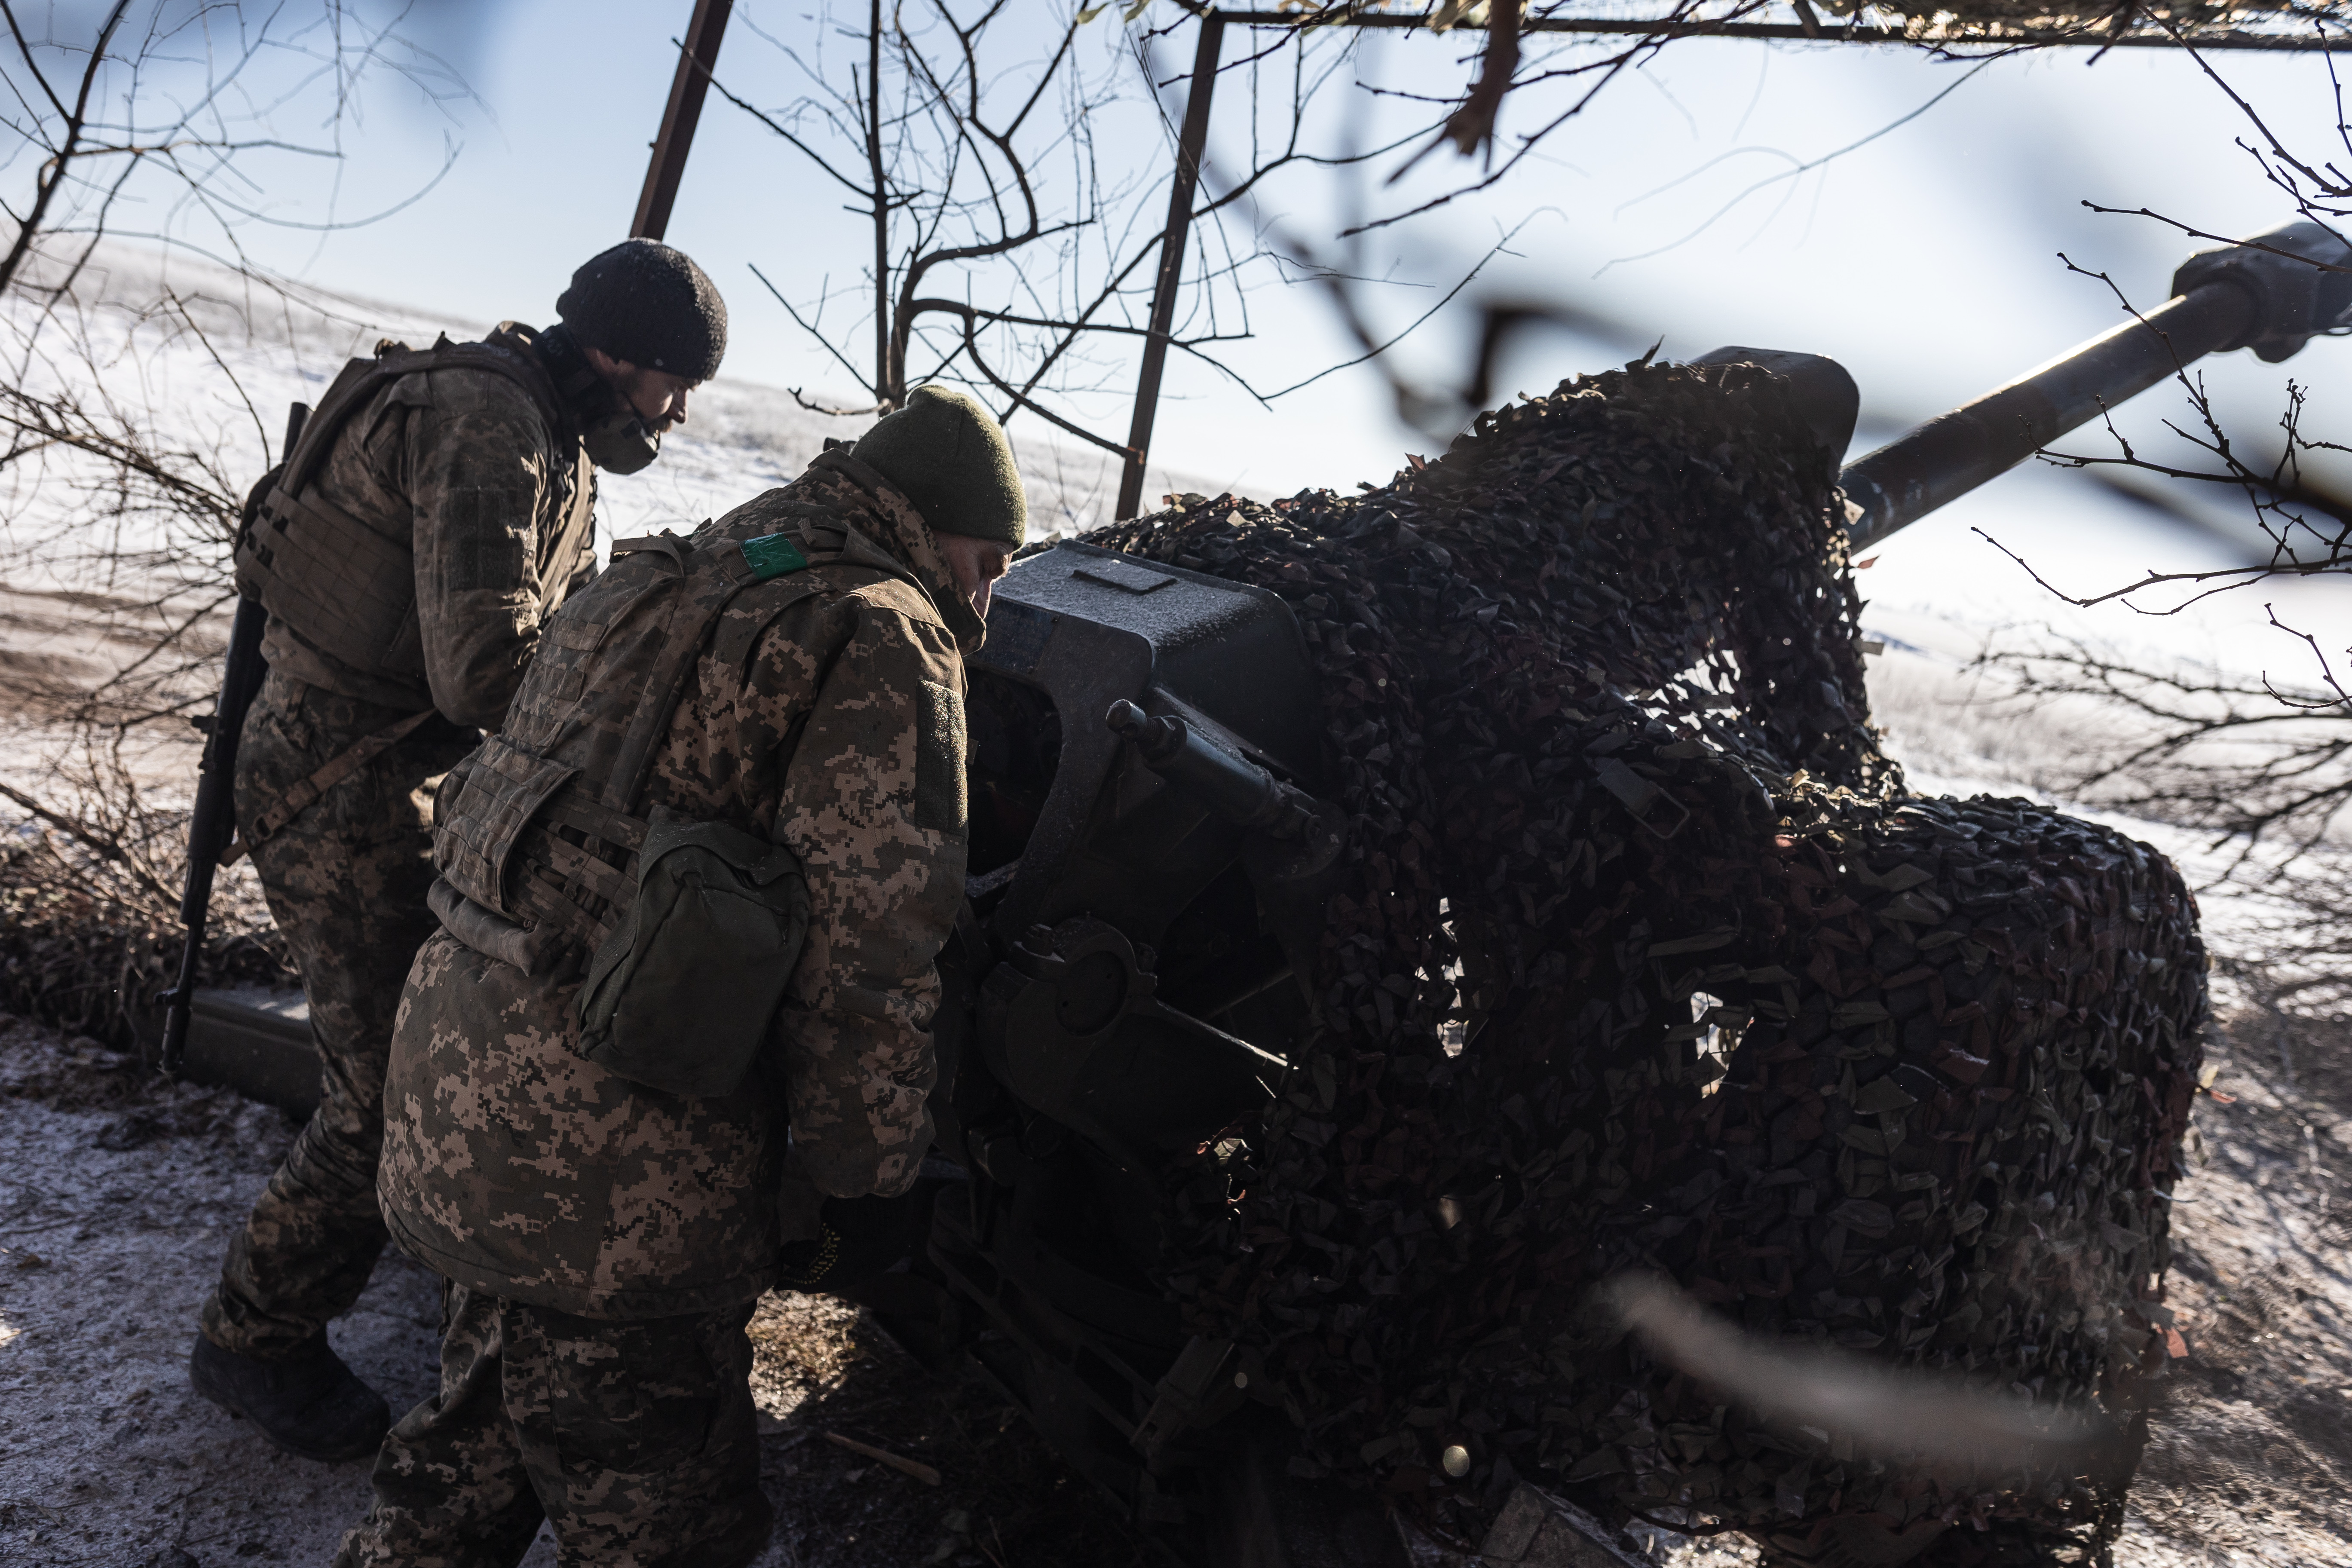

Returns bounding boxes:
[779,1190,923,1292]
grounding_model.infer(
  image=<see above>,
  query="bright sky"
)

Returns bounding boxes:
[122,1,2352,681]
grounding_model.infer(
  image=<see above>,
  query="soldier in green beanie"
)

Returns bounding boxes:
[334,382,1031,1567]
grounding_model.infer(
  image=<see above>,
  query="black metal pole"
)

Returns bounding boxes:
[631,0,737,242]
[1117,12,1225,521]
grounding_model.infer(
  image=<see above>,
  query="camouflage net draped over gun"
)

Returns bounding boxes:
[1309,0,2352,49]
[1083,360,2207,1557]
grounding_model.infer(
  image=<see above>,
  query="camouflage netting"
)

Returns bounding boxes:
[1448,0,2352,45]
[1083,359,2208,1560]
[1798,0,2340,39]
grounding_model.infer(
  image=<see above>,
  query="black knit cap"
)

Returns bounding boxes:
[555,239,727,383]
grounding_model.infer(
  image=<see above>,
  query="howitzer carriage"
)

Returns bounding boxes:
[920,543,1337,1523]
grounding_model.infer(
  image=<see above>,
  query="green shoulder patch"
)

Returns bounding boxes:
[741,532,810,581]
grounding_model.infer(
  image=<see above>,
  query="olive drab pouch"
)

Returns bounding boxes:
[574,810,812,1099]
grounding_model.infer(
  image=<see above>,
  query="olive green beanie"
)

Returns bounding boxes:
[850,384,1028,547]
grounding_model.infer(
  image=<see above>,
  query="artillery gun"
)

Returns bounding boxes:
[885,219,2352,1565]
[162,221,2351,1564]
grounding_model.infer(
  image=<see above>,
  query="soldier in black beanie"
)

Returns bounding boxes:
[191,239,729,1465]
[560,238,728,380]
[552,238,729,472]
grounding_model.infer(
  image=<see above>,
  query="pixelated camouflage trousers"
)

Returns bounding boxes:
[334,1280,772,1568]
[201,671,475,1356]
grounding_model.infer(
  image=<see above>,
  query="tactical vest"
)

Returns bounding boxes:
[423,465,926,973]
[426,478,936,1096]
[233,326,595,678]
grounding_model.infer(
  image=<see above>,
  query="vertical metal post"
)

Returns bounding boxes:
[1116,12,1225,521]
[631,0,738,241]
[868,0,889,406]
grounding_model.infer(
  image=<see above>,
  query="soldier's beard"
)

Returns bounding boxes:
[581,407,661,474]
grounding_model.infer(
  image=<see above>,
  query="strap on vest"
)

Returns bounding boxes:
[490,783,656,952]
[600,541,763,816]
[610,533,692,573]
[433,513,907,965]
[224,709,437,864]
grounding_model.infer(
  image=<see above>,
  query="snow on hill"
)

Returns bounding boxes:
[0,245,1221,804]
[0,243,1216,582]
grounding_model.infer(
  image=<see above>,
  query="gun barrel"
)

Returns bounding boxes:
[1840,220,2352,553]
[1840,285,2250,552]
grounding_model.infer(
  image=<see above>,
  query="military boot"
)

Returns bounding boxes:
[187,1332,390,1462]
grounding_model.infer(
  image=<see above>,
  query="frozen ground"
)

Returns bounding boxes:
[0,1020,1141,1568]
[0,1026,438,1568]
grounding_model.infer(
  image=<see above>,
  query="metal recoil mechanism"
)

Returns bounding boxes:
[1837,218,2352,552]
[1101,694,1349,1005]
[1105,698,1320,842]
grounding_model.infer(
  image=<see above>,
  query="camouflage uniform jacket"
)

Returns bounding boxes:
[260,327,599,729]
[377,453,983,1319]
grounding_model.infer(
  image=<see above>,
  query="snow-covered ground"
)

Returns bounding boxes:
[0,1028,446,1567]
[0,1021,1138,1568]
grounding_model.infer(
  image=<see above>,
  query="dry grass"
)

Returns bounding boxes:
[744,1294,1149,1568]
